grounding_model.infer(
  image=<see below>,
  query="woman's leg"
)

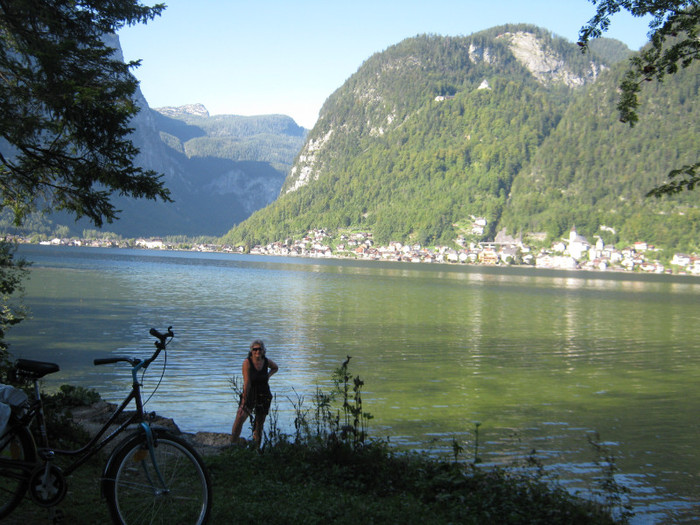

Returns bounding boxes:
[231,405,250,443]
[253,412,266,448]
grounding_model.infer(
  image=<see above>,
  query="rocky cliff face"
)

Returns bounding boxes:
[55,35,307,238]
[500,31,605,87]
[155,104,211,118]
[284,128,333,194]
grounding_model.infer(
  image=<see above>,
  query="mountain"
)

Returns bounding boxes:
[0,34,307,239]
[81,97,306,238]
[500,53,700,249]
[223,25,699,253]
[137,105,307,237]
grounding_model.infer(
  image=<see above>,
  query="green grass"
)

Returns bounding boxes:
[205,440,618,525]
[3,455,109,524]
[5,439,620,525]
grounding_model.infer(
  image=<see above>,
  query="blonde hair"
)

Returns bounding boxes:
[248,339,266,357]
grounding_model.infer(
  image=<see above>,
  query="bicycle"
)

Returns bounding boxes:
[0,326,212,524]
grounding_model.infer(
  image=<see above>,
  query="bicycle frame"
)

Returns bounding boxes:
[49,373,146,476]
[0,325,215,524]
[1,326,174,479]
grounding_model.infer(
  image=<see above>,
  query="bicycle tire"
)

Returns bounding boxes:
[103,429,211,525]
[0,425,36,519]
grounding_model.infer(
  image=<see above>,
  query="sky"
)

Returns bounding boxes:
[118,0,654,129]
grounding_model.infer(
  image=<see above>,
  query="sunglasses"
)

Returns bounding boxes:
[251,347,262,352]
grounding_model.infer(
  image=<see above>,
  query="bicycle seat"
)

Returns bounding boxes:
[14,359,60,378]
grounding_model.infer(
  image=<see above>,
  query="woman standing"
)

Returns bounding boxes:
[231,340,279,448]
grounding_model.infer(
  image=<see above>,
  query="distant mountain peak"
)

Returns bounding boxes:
[155,103,210,118]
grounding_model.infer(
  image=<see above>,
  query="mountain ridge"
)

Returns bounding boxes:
[223,25,699,253]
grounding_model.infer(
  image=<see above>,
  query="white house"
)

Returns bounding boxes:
[136,238,164,249]
[567,228,590,261]
[671,253,691,267]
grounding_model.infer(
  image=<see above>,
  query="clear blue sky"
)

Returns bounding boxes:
[118,0,653,129]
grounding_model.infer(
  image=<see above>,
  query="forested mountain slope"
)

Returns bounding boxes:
[500,58,700,249]
[224,25,699,253]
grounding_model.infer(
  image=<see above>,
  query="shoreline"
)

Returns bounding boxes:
[17,240,700,282]
[68,400,232,455]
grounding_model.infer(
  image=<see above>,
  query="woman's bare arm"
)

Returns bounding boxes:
[267,358,279,379]
[241,358,251,403]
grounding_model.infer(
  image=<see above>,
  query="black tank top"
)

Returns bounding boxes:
[244,356,272,410]
[248,356,270,390]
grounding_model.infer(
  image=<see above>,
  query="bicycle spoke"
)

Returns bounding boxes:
[106,433,211,524]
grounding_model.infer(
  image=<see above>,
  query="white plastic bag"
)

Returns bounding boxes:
[0,384,28,407]
[0,385,28,435]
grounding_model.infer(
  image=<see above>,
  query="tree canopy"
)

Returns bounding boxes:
[578,0,700,195]
[0,0,169,227]
[0,0,169,362]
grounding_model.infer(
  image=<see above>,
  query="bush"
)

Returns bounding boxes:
[39,385,102,448]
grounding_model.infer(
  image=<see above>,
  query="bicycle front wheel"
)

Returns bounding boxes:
[0,425,36,519]
[104,430,211,525]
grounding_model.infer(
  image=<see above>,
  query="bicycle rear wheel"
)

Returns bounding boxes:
[104,429,211,525]
[0,425,36,519]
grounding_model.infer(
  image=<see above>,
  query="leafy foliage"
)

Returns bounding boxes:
[0,241,28,367]
[0,1,171,367]
[0,0,170,227]
[578,0,700,195]
[39,385,101,448]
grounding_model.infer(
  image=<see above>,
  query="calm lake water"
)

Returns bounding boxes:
[9,244,700,523]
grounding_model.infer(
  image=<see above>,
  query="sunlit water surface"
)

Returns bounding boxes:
[10,245,700,523]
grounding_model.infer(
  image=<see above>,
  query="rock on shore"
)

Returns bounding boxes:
[69,400,232,454]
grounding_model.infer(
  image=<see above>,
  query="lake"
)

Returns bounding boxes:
[9,244,700,523]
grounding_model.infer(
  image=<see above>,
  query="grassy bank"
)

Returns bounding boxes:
[207,440,620,525]
[8,439,619,525]
[7,363,626,524]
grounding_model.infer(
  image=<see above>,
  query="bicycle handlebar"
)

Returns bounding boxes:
[149,326,174,346]
[94,357,135,366]
[93,326,174,368]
